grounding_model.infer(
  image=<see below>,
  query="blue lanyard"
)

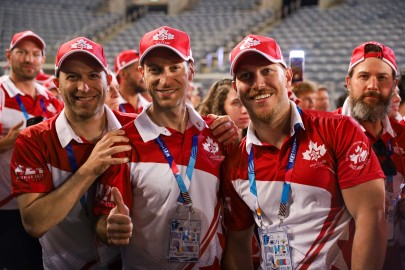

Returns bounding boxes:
[119,104,126,113]
[65,143,87,211]
[248,107,302,227]
[155,134,198,205]
[15,94,47,120]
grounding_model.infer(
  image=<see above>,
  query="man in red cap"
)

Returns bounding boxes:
[114,49,151,113]
[336,41,404,269]
[93,26,237,269]
[0,30,63,269]
[221,34,387,269]
[10,36,135,269]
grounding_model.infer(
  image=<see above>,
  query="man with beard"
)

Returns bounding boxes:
[336,41,404,269]
[0,30,63,269]
[114,49,151,113]
[221,34,387,269]
[10,37,134,269]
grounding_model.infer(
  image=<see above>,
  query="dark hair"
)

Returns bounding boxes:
[335,92,348,108]
[348,44,396,79]
[198,78,232,116]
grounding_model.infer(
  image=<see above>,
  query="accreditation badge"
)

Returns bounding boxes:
[259,226,293,270]
[168,205,201,262]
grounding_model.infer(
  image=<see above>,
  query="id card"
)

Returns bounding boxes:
[259,227,293,270]
[168,205,201,262]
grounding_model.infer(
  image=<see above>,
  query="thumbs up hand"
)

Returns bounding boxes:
[106,187,133,245]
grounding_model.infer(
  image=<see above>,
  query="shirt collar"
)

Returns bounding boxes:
[246,100,305,154]
[117,93,151,110]
[56,105,122,148]
[1,75,49,99]
[135,101,207,143]
[341,97,396,138]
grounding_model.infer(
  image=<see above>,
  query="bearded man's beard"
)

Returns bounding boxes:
[350,90,391,122]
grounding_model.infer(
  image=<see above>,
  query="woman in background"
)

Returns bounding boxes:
[199,78,249,142]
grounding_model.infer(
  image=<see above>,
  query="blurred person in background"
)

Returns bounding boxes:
[389,86,404,124]
[114,49,151,113]
[199,78,250,142]
[105,71,120,111]
[291,80,317,110]
[315,85,330,111]
[187,81,202,109]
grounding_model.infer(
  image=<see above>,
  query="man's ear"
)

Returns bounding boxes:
[53,77,60,89]
[232,80,237,91]
[138,65,144,78]
[107,73,112,86]
[188,62,195,81]
[345,76,351,92]
[285,67,293,89]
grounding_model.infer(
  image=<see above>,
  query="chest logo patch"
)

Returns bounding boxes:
[202,137,219,154]
[302,141,326,161]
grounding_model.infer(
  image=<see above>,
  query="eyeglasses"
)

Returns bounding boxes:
[372,139,397,176]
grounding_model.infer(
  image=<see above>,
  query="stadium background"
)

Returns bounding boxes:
[1,0,404,110]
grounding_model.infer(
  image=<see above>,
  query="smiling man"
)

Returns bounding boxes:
[10,37,135,269]
[94,26,237,269]
[221,35,387,270]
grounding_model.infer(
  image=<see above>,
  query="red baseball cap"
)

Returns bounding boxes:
[230,34,286,76]
[139,26,194,64]
[114,49,139,74]
[348,41,398,76]
[36,70,54,85]
[9,30,46,54]
[55,37,108,76]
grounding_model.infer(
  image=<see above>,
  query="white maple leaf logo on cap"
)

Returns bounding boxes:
[71,39,93,50]
[153,28,174,41]
[349,146,368,164]
[240,37,260,50]
[22,31,34,37]
[202,137,219,154]
[302,141,326,161]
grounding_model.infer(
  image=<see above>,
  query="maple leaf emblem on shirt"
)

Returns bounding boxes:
[153,28,174,41]
[202,137,219,154]
[349,146,368,164]
[71,39,93,50]
[240,37,261,50]
[302,141,326,161]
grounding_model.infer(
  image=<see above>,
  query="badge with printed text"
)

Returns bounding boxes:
[168,205,201,262]
[260,227,293,270]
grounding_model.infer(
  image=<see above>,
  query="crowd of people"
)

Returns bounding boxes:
[0,25,404,270]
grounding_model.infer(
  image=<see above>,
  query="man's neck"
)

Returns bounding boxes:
[120,85,141,109]
[253,106,292,149]
[10,74,37,98]
[66,109,107,143]
[147,104,188,133]
[361,120,384,139]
